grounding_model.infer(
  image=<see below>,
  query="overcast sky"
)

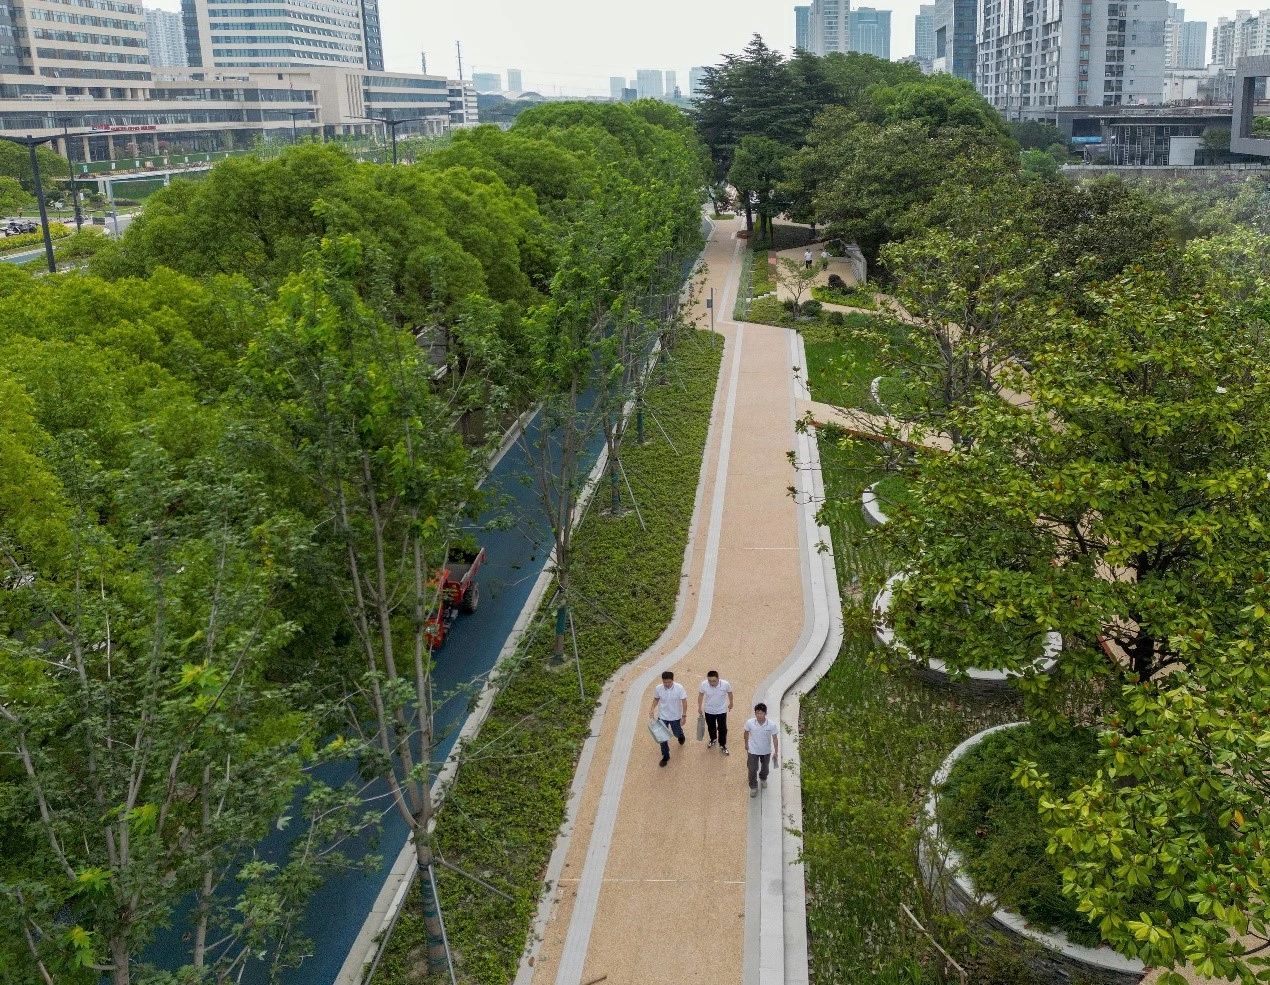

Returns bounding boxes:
[147,0,1242,96]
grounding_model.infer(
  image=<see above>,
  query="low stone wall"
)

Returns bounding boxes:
[919,724,1146,985]
[873,572,1061,696]
[861,482,889,527]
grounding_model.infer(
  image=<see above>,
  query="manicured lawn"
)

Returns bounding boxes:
[374,330,723,984]
[752,248,775,295]
[812,284,877,309]
[802,432,1022,984]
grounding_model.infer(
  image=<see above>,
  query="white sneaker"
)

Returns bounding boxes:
[721,746,730,756]
[708,740,716,748]
[749,786,758,798]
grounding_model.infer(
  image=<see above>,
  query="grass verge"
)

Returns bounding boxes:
[802,431,1022,984]
[812,285,876,309]
[374,329,724,984]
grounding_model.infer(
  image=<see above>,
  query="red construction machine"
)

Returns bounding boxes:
[424,545,485,650]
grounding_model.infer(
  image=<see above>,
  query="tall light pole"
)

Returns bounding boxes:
[358,116,423,165]
[282,109,310,145]
[1,134,65,273]
[62,122,83,232]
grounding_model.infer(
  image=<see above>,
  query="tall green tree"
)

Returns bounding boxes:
[728,134,789,241]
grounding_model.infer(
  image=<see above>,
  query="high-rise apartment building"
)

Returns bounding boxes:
[636,68,664,99]
[932,0,976,80]
[507,68,523,91]
[977,0,1166,112]
[472,71,502,93]
[915,4,938,61]
[610,75,626,100]
[689,65,709,96]
[181,0,380,71]
[665,70,678,99]
[808,0,851,54]
[1163,4,1207,69]
[850,7,891,59]
[796,5,812,51]
[146,7,187,69]
[1211,10,1270,66]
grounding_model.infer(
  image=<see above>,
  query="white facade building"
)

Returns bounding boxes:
[977,0,1167,112]
[635,68,663,99]
[1211,9,1270,66]
[808,0,852,54]
[1163,4,1207,69]
[145,7,187,69]
[180,0,383,72]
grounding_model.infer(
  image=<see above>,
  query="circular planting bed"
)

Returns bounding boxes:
[920,723,1145,985]
[873,572,1061,693]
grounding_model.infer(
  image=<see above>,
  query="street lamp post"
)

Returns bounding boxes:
[62,122,83,232]
[282,109,310,145]
[1,134,63,273]
[358,116,424,165]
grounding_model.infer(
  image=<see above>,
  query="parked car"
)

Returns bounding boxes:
[1,219,39,236]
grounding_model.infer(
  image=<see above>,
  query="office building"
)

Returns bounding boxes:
[635,68,664,99]
[146,7,187,69]
[448,78,478,127]
[689,65,709,97]
[808,0,851,54]
[796,5,812,51]
[180,0,381,71]
[932,0,976,81]
[610,76,626,100]
[977,0,1166,113]
[664,70,678,99]
[914,4,937,62]
[621,86,637,101]
[472,71,502,93]
[507,68,523,91]
[0,0,462,159]
[850,7,891,59]
[1212,10,1270,67]
[1164,4,1207,69]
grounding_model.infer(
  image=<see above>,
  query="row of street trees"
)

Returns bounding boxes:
[0,101,707,984]
[695,39,1270,983]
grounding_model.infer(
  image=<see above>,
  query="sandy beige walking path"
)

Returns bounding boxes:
[519,217,815,985]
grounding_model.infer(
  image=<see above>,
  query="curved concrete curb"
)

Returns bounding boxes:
[862,481,889,527]
[873,572,1061,689]
[743,328,843,985]
[920,723,1146,984]
[869,375,886,412]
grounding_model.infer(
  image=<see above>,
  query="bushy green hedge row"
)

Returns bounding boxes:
[375,329,723,984]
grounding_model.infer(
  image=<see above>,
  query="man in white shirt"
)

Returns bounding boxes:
[743,703,780,798]
[649,670,687,767]
[697,670,734,754]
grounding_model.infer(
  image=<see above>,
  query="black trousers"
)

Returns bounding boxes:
[704,711,728,748]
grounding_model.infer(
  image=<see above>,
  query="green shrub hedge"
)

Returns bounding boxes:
[812,285,877,309]
[375,329,723,984]
[936,723,1105,947]
[0,223,71,253]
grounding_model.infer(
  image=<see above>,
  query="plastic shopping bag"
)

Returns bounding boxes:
[647,718,671,744]
[696,715,706,741]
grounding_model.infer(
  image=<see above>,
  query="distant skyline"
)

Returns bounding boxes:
[144,0,1236,94]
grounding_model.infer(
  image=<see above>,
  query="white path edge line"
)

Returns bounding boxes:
[551,238,747,985]
[511,233,737,985]
[743,328,843,985]
[344,237,713,983]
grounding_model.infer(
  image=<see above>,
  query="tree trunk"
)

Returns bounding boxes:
[111,934,130,985]
[744,199,753,234]
[551,568,569,666]
[609,455,621,514]
[414,837,449,975]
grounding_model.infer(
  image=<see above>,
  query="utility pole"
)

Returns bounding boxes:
[421,51,428,74]
[455,40,464,80]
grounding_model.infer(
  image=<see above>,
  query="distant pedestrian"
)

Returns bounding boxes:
[744,703,780,797]
[697,670,734,754]
[650,670,687,767]
[819,247,830,267]
[803,248,813,269]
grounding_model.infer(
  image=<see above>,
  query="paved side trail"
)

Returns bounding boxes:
[519,218,816,985]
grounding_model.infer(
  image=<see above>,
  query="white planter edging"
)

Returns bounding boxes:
[921,723,1146,983]
[869,375,886,412]
[873,572,1061,685]
[861,481,889,527]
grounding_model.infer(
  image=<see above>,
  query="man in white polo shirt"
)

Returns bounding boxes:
[744,702,780,798]
[697,670,733,754]
[649,670,687,767]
